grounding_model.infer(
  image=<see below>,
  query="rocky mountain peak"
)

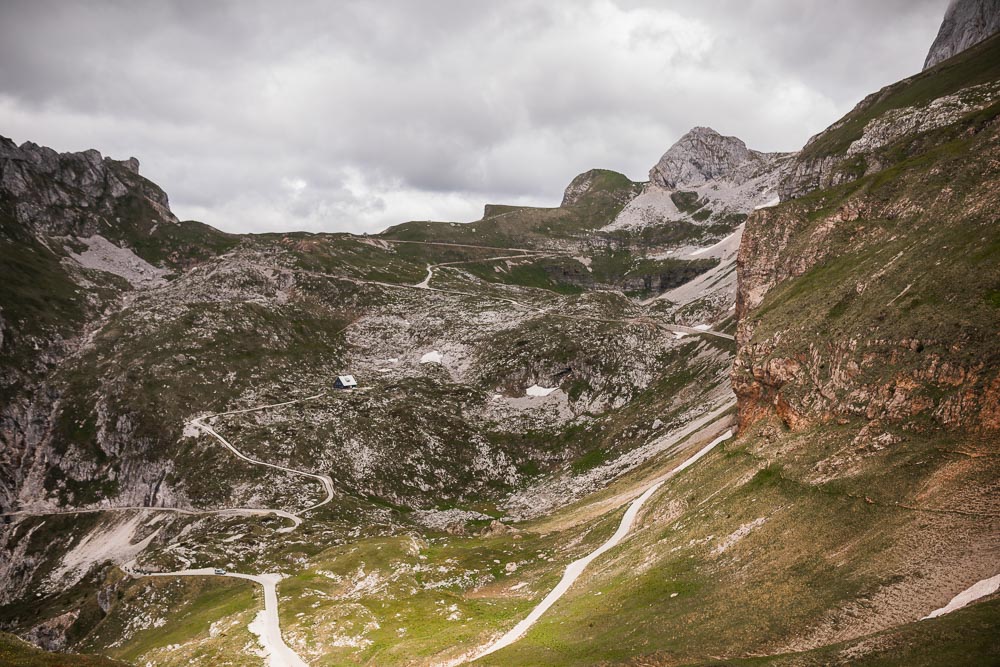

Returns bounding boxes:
[923,0,1000,70]
[559,168,639,208]
[649,126,773,189]
[0,135,176,236]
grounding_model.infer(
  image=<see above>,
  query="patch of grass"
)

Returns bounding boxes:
[670,191,705,214]
[683,597,1000,666]
[0,631,127,666]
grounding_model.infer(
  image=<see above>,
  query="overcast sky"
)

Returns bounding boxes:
[0,0,948,234]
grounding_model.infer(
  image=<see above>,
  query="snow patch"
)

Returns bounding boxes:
[420,350,443,364]
[526,384,556,397]
[923,574,1000,619]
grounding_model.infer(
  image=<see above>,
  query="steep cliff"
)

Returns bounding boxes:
[923,0,1000,70]
[735,22,1000,438]
[0,138,238,516]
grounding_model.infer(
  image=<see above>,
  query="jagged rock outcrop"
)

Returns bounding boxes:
[0,137,232,517]
[649,126,789,190]
[606,127,793,234]
[923,0,1000,70]
[0,136,178,237]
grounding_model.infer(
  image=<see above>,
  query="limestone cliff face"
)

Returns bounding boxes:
[733,93,1000,437]
[607,127,792,238]
[923,0,1000,70]
[0,138,208,516]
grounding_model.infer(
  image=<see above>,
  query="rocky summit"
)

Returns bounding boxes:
[648,126,790,191]
[1,4,999,667]
[923,0,1000,70]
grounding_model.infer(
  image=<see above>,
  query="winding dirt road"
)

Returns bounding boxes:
[189,394,335,516]
[130,566,307,667]
[472,429,733,661]
[119,395,335,666]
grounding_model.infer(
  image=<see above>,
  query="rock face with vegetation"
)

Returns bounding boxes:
[781,33,1000,200]
[736,33,1000,436]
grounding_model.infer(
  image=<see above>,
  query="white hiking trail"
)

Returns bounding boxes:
[411,251,554,289]
[114,395,335,666]
[415,265,434,288]
[189,393,335,517]
[127,566,307,667]
[472,429,733,661]
[1,394,334,529]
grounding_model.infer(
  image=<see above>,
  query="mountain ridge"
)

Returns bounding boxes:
[1,2,999,664]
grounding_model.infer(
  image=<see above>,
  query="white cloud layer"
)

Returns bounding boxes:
[0,0,947,234]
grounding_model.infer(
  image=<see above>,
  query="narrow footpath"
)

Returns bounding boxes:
[471,429,733,662]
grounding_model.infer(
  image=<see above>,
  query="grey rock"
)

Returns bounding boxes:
[0,134,179,236]
[649,127,789,190]
[923,0,1000,70]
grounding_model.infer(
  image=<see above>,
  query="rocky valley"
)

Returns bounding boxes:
[1,2,998,666]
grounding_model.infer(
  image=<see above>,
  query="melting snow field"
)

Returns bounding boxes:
[525,384,556,397]
[420,350,443,364]
[923,574,1000,619]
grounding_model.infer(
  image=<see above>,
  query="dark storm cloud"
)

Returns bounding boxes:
[0,0,948,233]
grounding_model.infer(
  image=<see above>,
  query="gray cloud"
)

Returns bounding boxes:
[0,0,948,234]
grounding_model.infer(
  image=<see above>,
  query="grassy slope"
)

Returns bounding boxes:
[380,169,642,248]
[0,632,128,667]
[738,58,1000,435]
[476,420,998,665]
[687,597,1000,666]
[800,32,1000,159]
